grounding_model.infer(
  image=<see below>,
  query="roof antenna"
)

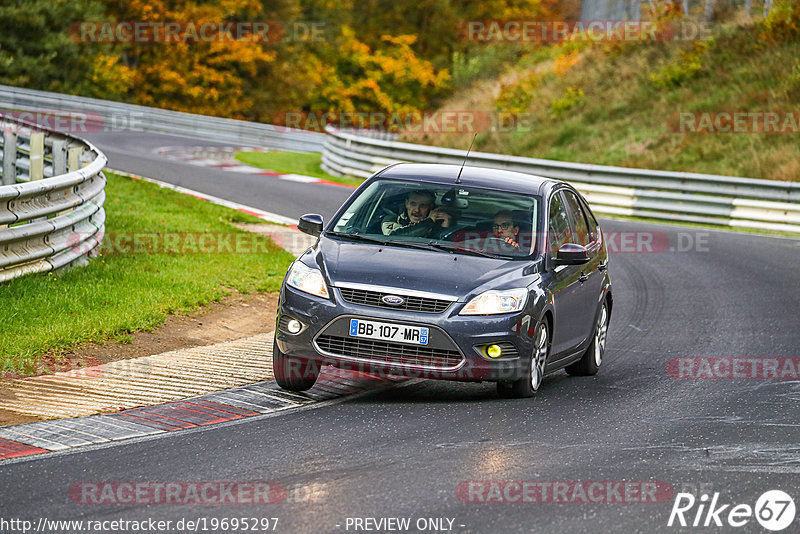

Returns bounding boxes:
[455,132,477,184]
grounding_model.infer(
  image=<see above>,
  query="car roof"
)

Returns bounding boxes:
[375,163,561,196]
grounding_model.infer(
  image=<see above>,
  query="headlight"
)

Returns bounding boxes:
[460,288,527,315]
[286,261,329,299]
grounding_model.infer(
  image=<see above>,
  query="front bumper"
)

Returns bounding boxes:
[275,284,536,382]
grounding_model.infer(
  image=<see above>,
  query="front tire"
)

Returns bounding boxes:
[273,340,319,391]
[497,320,549,398]
[566,300,609,377]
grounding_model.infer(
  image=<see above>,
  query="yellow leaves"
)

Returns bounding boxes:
[312,26,448,120]
[91,0,450,124]
[218,0,262,18]
[466,0,553,21]
[381,34,417,46]
[90,54,134,96]
[93,0,278,118]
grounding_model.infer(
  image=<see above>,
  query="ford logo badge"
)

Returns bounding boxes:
[381,295,405,306]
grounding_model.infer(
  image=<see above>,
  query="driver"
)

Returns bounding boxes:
[492,210,520,250]
[382,190,452,237]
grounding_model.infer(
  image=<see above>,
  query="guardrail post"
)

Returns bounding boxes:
[80,149,93,168]
[52,139,67,176]
[29,132,44,181]
[68,146,83,172]
[2,129,16,185]
[53,139,70,216]
[0,112,108,283]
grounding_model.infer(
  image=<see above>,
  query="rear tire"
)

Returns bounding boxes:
[273,340,319,391]
[566,301,609,377]
[497,320,549,399]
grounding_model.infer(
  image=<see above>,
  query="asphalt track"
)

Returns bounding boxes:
[1,131,799,533]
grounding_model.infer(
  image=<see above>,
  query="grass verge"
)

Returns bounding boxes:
[235,151,363,187]
[0,172,295,376]
[403,15,800,181]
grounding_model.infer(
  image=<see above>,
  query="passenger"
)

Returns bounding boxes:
[382,190,452,237]
[492,210,520,250]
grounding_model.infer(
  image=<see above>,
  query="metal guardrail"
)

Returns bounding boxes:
[0,84,325,153]
[0,117,106,283]
[321,127,800,234]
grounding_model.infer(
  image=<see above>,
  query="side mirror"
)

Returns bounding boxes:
[298,214,324,237]
[554,243,589,266]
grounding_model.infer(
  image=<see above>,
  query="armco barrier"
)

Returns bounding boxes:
[0,84,325,153]
[0,117,106,283]
[321,127,800,234]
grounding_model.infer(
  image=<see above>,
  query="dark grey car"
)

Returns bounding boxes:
[274,163,612,398]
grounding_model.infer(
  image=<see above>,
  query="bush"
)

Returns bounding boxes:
[650,39,713,89]
[762,0,800,41]
[495,73,539,116]
[550,87,585,117]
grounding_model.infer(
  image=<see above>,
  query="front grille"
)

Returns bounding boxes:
[316,335,463,369]
[338,287,452,314]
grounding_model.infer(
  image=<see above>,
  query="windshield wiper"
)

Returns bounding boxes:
[327,232,452,253]
[426,241,504,259]
[325,231,390,245]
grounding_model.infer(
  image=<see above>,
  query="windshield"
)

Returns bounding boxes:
[329,178,541,258]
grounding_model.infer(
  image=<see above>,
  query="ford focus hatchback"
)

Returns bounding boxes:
[274,163,612,398]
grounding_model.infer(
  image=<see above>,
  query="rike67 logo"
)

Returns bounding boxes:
[668,490,796,531]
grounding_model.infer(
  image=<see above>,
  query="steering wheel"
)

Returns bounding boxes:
[483,236,521,252]
[437,225,463,241]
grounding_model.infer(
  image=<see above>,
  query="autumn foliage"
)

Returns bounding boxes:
[1,0,554,127]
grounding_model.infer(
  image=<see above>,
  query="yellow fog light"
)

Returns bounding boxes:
[486,344,503,359]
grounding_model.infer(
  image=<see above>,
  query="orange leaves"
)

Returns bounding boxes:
[553,50,581,76]
[96,0,275,118]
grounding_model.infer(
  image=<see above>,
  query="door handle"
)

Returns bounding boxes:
[579,273,589,283]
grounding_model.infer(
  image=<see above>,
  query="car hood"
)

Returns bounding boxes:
[305,237,541,301]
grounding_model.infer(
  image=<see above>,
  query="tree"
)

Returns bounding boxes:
[98,0,278,117]
[0,0,126,99]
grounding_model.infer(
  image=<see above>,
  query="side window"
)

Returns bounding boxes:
[562,191,590,247]
[581,199,600,244]
[548,192,571,257]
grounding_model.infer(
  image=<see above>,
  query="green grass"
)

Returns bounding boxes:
[0,172,296,376]
[234,151,364,187]
[402,19,800,181]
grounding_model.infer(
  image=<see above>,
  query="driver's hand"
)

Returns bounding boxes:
[430,208,452,228]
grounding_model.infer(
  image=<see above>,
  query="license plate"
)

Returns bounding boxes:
[349,319,429,346]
